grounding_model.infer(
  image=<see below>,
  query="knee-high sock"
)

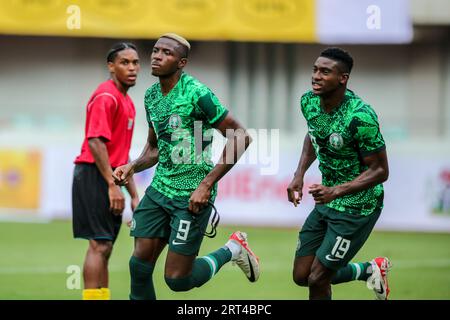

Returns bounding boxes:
[129,255,155,300]
[165,247,232,291]
[331,262,371,284]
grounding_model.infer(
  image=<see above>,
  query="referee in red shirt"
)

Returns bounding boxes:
[72,43,140,300]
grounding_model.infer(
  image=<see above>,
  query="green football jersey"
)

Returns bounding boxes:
[300,89,386,215]
[145,72,228,200]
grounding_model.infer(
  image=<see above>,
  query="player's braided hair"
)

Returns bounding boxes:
[106,42,137,63]
[320,47,354,74]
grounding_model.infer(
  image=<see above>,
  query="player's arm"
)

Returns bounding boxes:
[309,149,389,204]
[310,107,388,204]
[88,137,125,215]
[287,133,317,207]
[189,114,252,213]
[130,127,159,173]
[124,174,139,212]
[113,127,159,186]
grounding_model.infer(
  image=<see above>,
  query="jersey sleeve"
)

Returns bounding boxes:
[350,105,386,157]
[196,90,229,126]
[86,94,117,141]
[300,93,309,118]
[300,91,320,121]
[146,112,154,128]
[144,90,153,129]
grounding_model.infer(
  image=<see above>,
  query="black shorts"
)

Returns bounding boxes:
[72,163,122,242]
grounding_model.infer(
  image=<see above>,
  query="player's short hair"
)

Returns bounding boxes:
[320,47,354,74]
[107,42,138,63]
[160,33,190,58]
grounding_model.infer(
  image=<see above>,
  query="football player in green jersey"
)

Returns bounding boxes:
[287,47,392,300]
[113,34,260,300]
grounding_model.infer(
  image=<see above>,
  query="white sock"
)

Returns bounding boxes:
[224,241,241,260]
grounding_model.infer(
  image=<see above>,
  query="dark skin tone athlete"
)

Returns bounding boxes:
[112,37,252,279]
[286,56,389,299]
[84,48,140,289]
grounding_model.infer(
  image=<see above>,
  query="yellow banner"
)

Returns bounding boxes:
[0,150,41,210]
[0,0,316,42]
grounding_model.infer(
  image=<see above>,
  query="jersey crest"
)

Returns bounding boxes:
[329,133,344,150]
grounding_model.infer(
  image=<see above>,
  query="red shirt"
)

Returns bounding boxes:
[75,80,136,168]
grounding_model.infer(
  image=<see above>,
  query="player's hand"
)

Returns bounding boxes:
[287,177,303,207]
[108,184,125,216]
[112,163,134,186]
[189,182,211,214]
[308,184,338,204]
[131,195,139,212]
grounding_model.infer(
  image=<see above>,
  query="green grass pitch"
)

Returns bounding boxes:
[0,220,449,300]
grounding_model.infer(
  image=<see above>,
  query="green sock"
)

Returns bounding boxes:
[129,255,155,300]
[165,247,232,291]
[192,247,232,287]
[331,262,371,284]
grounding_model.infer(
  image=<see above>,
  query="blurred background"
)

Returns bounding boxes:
[0,0,449,299]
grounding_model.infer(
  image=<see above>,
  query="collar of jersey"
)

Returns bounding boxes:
[157,72,185,98]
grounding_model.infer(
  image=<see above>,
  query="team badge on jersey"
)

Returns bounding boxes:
[128,118,134,130]
[169,114,182,130]
[329,133,344,150]
[130,218,136,231]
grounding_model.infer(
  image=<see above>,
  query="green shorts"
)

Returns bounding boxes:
[295,204,381,270]
[130,186,212,256]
